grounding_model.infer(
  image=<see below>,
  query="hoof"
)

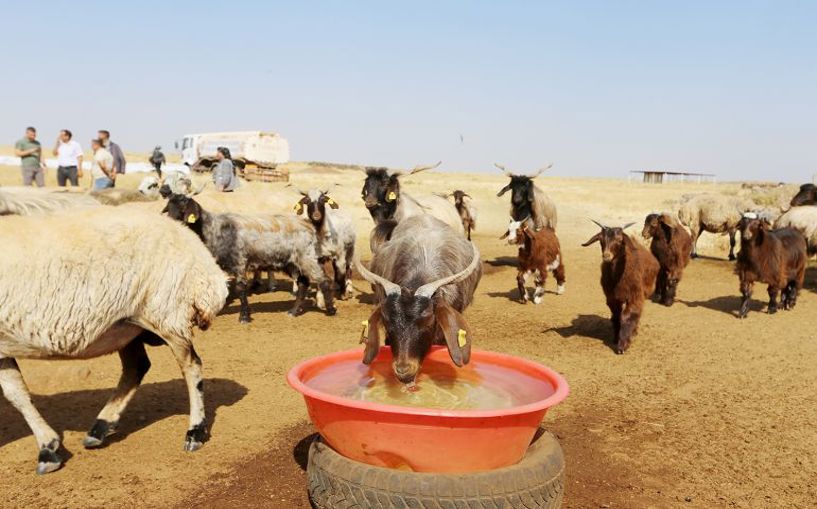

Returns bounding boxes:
[36,444,62,475]
[238,314,251,324]
[556,285,565,295]
[287,308,304,317]
[84,419,116,449]
[532,296,543,305]
[768,307,778,315]
[184,423,208,452]
[326,307,337,316]
[728,255,736,261]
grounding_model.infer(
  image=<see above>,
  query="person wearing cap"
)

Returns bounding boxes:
[150,146,166,178]
[212,146,239,192]
[53,129,84,187]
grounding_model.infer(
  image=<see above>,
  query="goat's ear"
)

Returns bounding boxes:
[582,232,602,246]
[292,201,304,215]
[435,300,471,367]
[660,221,673,241]
[362,307,383,364]
[325,196,340,209]
[527,184,536,203]
[497,184,511,197]
[160,202,169,214]
[184,200,201,223]
[499,229,510,239]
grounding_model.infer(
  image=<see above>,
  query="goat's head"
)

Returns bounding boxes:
[642,213,662,239]
[791,183,817,207]
[495,163,552,206]
[355,243,480,384]
[500,216,529,244]
[451,190,470,207]
[583,220,636,262]
[738,212,772,241]
[360,162,441,220]
[293,188,339,228]
[162,193,203,228]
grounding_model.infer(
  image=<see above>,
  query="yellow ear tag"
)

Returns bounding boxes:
[360,320,369,344]
[387,191,397,202]
[293,203,301,213]
[187,214,197,224]
[457,329,467,348]
[326,198,336,205]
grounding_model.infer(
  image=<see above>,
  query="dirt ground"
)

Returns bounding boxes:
[1,163,815,509]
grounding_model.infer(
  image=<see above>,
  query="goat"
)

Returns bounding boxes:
[791,183,817,207]
[293,188,357,305]
[583,221,659,354]
[437,190,477,240]
[642,213,692,306]
[735,213,807,318]
[360,162,465,235]
[678,194,755,260]
[502,217,565,303]
[0,207,227,474]
[162,193,336,322]
[355,215,482,384]
[495,163,557,231]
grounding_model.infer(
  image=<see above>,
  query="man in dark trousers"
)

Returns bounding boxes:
[97,129,126,176]
[150,146,166,178]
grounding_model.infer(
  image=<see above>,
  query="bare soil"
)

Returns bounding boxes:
[1,167,815,509]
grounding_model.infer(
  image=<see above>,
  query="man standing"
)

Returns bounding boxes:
[97,129,126,176]
[14,126,46,187]
[90,138,115,190]
[150,145,166,178]
[53,129,83,187]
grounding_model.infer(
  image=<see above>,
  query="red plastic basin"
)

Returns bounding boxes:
[287,346,568,473]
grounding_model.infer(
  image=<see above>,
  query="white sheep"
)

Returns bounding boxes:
[0,206,228,475]
[677,193,756,260]
[775,205,817,255]
[0,187,98,215]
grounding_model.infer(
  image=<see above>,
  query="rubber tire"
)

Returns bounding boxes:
[307,431,565,509]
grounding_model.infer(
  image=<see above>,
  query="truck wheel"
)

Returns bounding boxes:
[307,431,565,509]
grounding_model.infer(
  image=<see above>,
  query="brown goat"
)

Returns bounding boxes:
[735,213,807,318]
[583,221,659,354]
[642,213,692,306]
[501,217,565,303]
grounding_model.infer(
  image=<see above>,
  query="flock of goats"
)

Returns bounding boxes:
[1,162,817,476]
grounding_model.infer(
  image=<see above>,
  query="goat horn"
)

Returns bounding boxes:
[408,161,442,175]
[590,219,606,229]
[529,163,554,179]
[494,163,512,177]
[621,222,636,230]
[354,256,401,296]
[414,243,481,299]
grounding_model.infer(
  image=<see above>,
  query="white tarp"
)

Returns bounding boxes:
[0,155,189,174]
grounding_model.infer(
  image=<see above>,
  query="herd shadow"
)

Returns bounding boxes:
[0,378,248,455]
[677,295,749,317]
[544,314,619,353]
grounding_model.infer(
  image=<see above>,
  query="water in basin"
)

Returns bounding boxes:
[305,357,555,410]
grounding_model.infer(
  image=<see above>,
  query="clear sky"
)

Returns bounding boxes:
[2,1,815,180]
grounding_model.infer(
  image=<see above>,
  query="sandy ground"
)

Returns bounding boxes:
[1,162,815,509]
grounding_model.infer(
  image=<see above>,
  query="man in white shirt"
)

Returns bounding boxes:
[52,129,84,187]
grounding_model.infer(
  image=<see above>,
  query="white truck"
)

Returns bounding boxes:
[177,131,290,182]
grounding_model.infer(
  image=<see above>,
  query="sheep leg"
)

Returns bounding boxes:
[235,277,251,324]
[785,281,799,310]
[691,224,703,258]
[0,358,62,474]
[767,285,779,315]
[83,337,152,449]
[166,341,207,452]
[616,308,640,354]
[739,280,754,318]
[466,226,472,241]
[728,229,737,261]
[655,269,667,303]
[665,278,679,306]
[516,270,529,303]
[532,271,546,304]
